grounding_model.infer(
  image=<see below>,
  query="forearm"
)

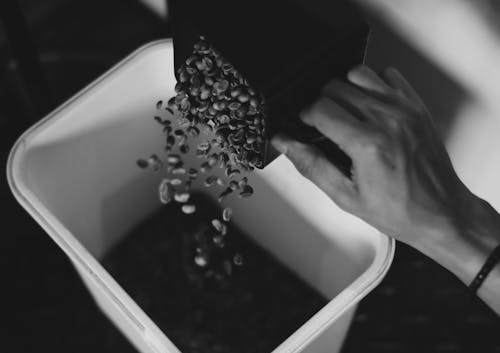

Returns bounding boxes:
[413,196,500,315]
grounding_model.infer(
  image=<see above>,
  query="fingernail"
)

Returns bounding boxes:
[299,108,310,122]
[271,134,289,154]
[300,102,316,124]
[347,65,365,82]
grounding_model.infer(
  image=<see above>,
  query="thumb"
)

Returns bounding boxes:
[271,134,353,203]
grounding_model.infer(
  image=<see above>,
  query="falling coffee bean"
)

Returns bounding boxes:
[172,168,186,175]
[233,253,244,266]
[204,175,218,187]
[170,178,182,186]
[211,219,223,232]
[158,179,172,204]
[174,192,190,203]
[136,158,149,169]
[167,154,181,165]
[239,185,254,198]
[182,204,196,214]
[222,207,233,222]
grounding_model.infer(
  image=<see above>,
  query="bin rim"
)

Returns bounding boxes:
[6,39,395,353]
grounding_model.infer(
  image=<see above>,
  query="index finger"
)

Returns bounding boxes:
[300,97,369,157]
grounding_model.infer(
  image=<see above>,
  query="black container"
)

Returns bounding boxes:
[170,0,369,172]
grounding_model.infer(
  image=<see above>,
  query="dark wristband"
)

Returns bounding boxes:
[469,243,500,294]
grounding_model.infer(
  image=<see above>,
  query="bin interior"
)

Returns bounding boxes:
[8,42,393,353]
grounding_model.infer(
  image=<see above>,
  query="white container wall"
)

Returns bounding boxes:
[7,40,394,353]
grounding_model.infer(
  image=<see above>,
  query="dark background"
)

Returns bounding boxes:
[1,0,499,352]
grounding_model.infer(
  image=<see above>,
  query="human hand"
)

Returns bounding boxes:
[271,65,477,250]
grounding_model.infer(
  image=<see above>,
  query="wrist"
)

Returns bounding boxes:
[413,194,500,286]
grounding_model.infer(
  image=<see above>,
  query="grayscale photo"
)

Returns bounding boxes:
[1,0,499,352]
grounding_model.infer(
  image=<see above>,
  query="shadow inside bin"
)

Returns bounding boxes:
[99,155,375,303]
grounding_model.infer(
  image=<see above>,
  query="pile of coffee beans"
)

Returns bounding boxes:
[103,194,327,353]
[136,36,267,277]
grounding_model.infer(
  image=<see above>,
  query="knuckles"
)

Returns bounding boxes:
[356,132,391,158]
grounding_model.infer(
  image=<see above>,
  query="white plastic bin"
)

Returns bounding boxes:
[7,40,394,353]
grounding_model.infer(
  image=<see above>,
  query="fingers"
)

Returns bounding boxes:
[321,79,391,127]
[348,65,393,96]
[301,97,369,156]
[380,67,424,106]
[322,79,376,113]
[271,134,353,201]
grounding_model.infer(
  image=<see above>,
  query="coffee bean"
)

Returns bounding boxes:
[149,155,162,172]
[228,102,241,111]
[163,125,173,135]
[179,119,191,129]
[239,185,254,198]
[200,161,212,173]
[194,253,208,267]
[230,87,242,98]
[229,181,239,191]
[216,177,225,186]
[213,235,225,248]
[158,179,172,204]
[204,175,218,187]
[222,207,233,222]
[237,93,250,103]
[188,168,198,179]
[186,55,198,65]
[211,219,223,232]
[218,114,230,124]
[167,154,181,165]
[136,158,149,169]
[174,192,190,203]
[182,204,196,214]
[238,177,248,188]
[186,67,197,75]
[249,97,259,108]
[174,82,184,93]
[214,79,229,93]
[207,106,217,116]
[204,76,214,86]
[233,253,244,266]
[218,187,233,203]
[221,63,233,74]
[167,96,176,107]
[170,178,182,186]
[226,168,241,179]
[207,153,219,166]
[172,168,186,175]
[200,89,211,100]
[179,70,189,83]
[198,141,211,151]
[195,60,206,71]
[219,153,229,168]
[213,101,227,111]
